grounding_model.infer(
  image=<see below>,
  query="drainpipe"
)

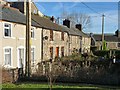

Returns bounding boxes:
[68,35,70,55]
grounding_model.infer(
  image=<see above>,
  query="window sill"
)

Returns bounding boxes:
[3,36,15,39]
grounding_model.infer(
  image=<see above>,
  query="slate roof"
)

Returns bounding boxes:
[93,34,119,42]
[0,5,89,37]
[31,14,64,32]
[29,14,87,36]
[0,5,40,27]
[71,27,89,37]
[60,26,79,36]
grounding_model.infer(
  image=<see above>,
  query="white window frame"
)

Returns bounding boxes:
[17,46,25,68]
[3,22,12,38]
[33,10,37,14]
[31,46,36,66]
[3,46,13,66]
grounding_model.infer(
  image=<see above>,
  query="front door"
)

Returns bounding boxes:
[18,48,24,69]
[56,47,59,57]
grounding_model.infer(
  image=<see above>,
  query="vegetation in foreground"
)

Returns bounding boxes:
[2,83,120,90]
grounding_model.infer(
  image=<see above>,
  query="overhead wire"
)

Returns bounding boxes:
[80,2,118,32]
[81,2,102,16]
[81,2,119,23]
[36,2,118,29]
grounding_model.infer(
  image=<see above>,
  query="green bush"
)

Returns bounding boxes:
[93,50,109,58]
[115,50,120,59]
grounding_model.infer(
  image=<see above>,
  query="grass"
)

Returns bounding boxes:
[1,83,120,90]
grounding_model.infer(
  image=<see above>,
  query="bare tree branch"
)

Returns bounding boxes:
[61,11,91,31]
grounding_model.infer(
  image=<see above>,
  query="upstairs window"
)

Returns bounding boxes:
[50,30,53,41]
[33,10,37,14]
[4,48,11,65]
[31,28,35,38]
[61,32,64,41]
[4,23,11,37]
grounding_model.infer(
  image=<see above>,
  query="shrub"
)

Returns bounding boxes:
[93,50,109,58]
[115,50,120,59]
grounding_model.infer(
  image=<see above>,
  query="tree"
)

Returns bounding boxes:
[103,40,107,50]
[60,11,91,31]
[44,60,65,90]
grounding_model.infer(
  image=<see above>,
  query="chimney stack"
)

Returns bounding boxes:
[63,19,70,28]
[50,16,55,23]
[76,24,82,31]
[115,30,120,38]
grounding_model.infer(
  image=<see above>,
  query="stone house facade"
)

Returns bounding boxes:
[62,20,91,54]
[0,3,91,73]
[91,30,120,50]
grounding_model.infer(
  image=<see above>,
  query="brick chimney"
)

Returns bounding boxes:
[115,30,120,38]
[75,24,82,31]
[63,19,70,28]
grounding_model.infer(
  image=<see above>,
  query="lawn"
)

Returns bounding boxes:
[1,83,120,90]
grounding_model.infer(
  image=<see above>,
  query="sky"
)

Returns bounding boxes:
[35,2,118,34]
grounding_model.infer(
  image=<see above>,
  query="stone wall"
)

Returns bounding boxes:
[2,68,18,83]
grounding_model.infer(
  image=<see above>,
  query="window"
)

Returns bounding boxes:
[31,48,35,63]
[61,32,64,41]
[4,23,11,37]
[50,30,53,41]
[31,28,35,38]
[61,47,64,57]
[50,47,53,59]
[33,10,37,14]
[4,48,11,65]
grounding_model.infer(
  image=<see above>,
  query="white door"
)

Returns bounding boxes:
[18,48,25,69]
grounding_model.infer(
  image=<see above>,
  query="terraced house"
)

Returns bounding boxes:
[91,30,120,50]
[0,1,91,73]
[0,5,42,72]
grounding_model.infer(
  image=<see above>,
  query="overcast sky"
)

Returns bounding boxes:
[35,2,118,34]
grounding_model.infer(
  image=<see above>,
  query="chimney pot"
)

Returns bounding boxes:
[76,24,82,31]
